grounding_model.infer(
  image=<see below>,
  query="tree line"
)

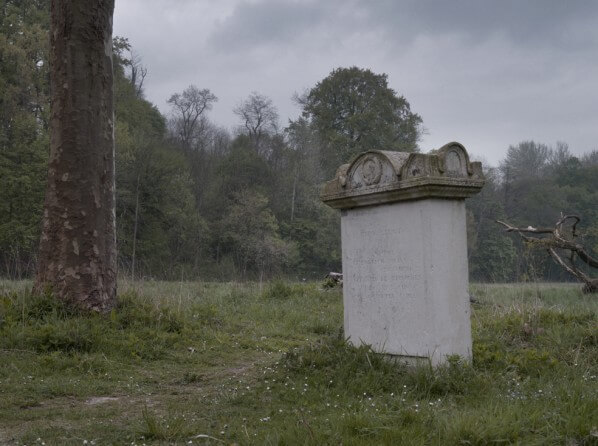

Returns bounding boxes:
[1,1,596,283]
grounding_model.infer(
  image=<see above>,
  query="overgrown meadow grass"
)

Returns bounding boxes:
[0,280,596,445]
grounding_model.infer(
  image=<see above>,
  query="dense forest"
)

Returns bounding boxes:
[1,1,597,283]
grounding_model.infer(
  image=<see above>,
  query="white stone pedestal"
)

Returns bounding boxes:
[321,142,484,366]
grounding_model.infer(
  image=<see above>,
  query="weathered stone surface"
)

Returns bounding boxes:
[321,142,484,209]
[321,142,484,365]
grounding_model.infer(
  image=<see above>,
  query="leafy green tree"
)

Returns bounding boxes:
[5,2,598,286]
[166,85,224,210]
[206,136,273,200]
[114,48,206,279]
[284,118,323,220]
[202,137,274,272]
[500,141,551,182]
[494,141,598,282]
[220,191,293,280]
[302,66,423,177]
[552,151,598,267]
[0,0,49,278]
[120,145,205,279]
[0,134,47,278]
[282,209,341,278]
[467,168,517,282]
[275,118,342,277]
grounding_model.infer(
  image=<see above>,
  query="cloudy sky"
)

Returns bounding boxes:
[113,0,598,165]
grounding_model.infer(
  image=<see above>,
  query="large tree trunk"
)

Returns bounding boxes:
[34,0,117,312]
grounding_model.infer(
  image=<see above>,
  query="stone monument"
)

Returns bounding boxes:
[321,142,484,365]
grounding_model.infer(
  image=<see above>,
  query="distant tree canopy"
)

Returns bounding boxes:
[468,141,598,283]
[301,66,423,177]
[0,0,49,278]
[167,85,217,151]
[234,92,279,154]
[1,2,596,284]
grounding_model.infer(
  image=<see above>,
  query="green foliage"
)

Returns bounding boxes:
[217,189,292,278]
[112,46,208,279]
[262,279,297,299]
[206,136,274,200]
[2,2,596,284]
[200,140,299,279]
[140,407,194,441]
[0,0,49,278]
[468,141,598,284]
[303,66,423,177]
[281,335,481,400]
[0,281,596,444]
[0,288,188,359]
[0,4,209,281]
[283,208,342,276]
[467,167,517,282]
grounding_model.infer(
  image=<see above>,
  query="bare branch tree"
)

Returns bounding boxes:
[129,50,147,98]
[233,92,278,153]
[168,85,217,151]
[497,214,598,293]
[111,37,147,98]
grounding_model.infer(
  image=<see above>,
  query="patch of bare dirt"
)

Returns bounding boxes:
[85,396,120,405]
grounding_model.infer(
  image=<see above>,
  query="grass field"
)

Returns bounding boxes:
[0,280,596,445]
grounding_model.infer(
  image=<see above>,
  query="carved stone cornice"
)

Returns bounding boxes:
[321,142,485,209]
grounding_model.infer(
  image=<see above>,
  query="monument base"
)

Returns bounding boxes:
[382,354,431,367]
[341,198,472,366]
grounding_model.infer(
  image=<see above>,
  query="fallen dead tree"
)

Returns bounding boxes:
[497,214,598,293]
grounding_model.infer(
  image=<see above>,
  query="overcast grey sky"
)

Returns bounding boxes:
[113,0,598,165]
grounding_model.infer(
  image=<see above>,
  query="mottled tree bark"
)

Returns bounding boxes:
[34,0,117,312]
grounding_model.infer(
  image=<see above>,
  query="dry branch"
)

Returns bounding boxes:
[497,214,597,294]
